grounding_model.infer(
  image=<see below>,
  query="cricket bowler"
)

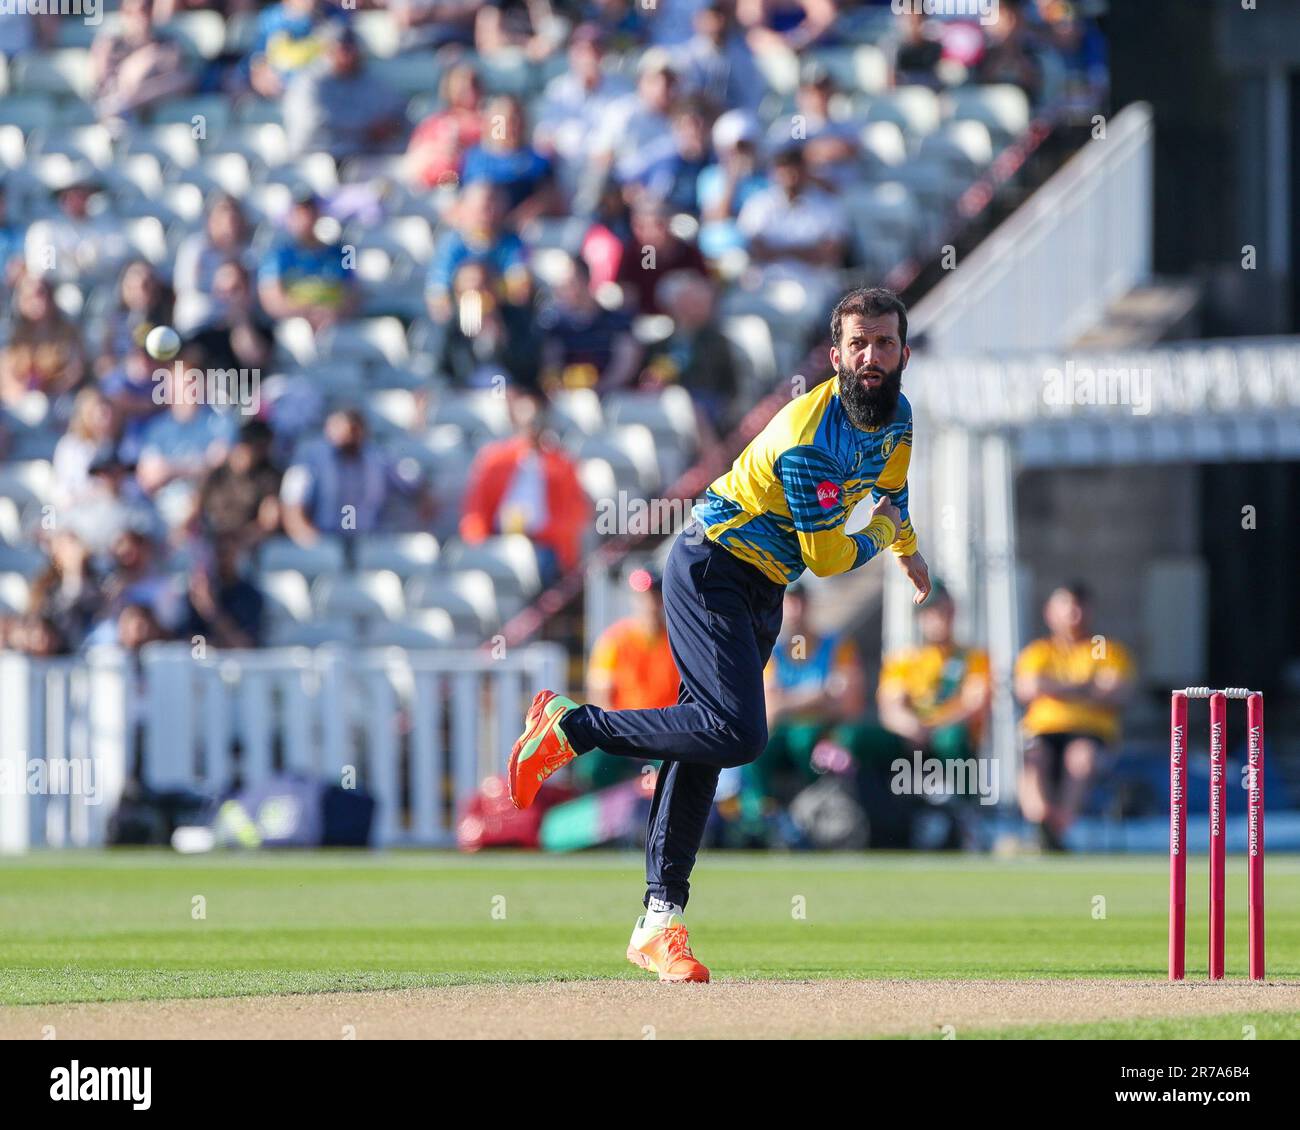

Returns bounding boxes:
[508,287,932,982]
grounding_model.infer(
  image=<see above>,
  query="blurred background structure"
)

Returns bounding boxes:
[0,0,1296,856]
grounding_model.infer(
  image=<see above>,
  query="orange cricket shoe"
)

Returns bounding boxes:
[508,690,580,810]
[626,914,710,983]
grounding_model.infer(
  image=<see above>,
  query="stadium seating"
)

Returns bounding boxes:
[0,3,1055,665]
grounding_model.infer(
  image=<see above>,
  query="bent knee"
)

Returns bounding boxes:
[721,720,768,767]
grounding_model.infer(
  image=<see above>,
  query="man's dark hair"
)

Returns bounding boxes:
[831,287,909,350]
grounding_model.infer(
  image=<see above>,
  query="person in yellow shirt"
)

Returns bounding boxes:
[577,567,680,790]
[878,584,991,764]
[1014,582,1134,851]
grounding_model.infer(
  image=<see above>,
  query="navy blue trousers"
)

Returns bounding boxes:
[563,523,785,909]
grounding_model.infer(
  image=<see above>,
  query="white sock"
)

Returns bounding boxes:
[644,901,684,928]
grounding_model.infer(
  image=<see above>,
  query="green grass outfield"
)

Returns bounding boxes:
[1,850,1298,1036]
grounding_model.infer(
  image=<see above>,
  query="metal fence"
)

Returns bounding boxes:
[0,643,566,853]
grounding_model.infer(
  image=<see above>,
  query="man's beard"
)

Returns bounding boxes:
[837,359,903,429]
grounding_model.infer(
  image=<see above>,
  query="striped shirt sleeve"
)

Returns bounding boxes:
[778,445,897,577]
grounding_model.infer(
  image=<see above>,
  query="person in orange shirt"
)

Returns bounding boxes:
[1015,581,1135,852]
[459,383,591,584]
[576,566,679,789]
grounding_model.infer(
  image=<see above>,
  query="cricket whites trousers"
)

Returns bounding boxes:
[562,522,785,908]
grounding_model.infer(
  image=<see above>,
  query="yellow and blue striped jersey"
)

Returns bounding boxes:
[692,377,917,584]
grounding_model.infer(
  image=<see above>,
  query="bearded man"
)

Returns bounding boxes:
[507,287,931,981]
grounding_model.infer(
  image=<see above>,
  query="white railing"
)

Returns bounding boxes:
[0,643,567,852]
[0,650,129,853]
[910,102,1154,355]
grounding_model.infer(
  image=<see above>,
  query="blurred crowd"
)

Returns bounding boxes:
[0,0,1108,662]
[574,570,1132,851]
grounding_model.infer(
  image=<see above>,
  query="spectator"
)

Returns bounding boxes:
[154,0,257,18]
[67,447,164,557]
[392,0,479,54]
[646,0,712,47]
[677,1,765,114]
[459,383,590,582]
[0,7,56,57]
[460,95,560,229]
[1015,582,1134,851]
[0,182,25,292]
[621,97,714,214]
[738,0,839,56]
[754,582,868,808]
[0,274,85,408]
[181,535,265,648]
[84,529,185,646]
[977,0,1046,103]
[116,600,169,653]
[257,187,357,332]
[475,0,565,63]
[187,262,275,376]
[615,197,708,315]
[97,259,174,376]
[576,566,679,789]
[173,196,256,332]
[99,339,166,464]
[639,270,740,433]
[53,387,120,511]
[591,48,679,194]
[192,420,282,548]
[889,7,946,89]
[284,25,406,161]
[89,0,195,124]
[533,25,633,196]
[134,354,239,532]
[431,261,542,391]
[29,530,104,648]
[1035,0,1108,106]
[697,109,769,261]
[878,584,992,765]
[579,179,633,290]
[24,168,130,287]
[539,255,641,391]
[424,182,531,324]
[405,64,485,190]
[765,63,865,191]
[280,407,427,545]
[246,0,347,100]
[7,614,68,657]
[736,144,848,325]
[572,0,646,50]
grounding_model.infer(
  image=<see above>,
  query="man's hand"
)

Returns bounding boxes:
[869,493,901,534]
[898,551,932,605]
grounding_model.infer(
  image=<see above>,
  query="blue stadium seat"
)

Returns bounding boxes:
[258,536,346,578]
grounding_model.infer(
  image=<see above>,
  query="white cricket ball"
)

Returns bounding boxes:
[145,324,182,361]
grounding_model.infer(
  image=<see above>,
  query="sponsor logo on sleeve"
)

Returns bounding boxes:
[816,481,840,509]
